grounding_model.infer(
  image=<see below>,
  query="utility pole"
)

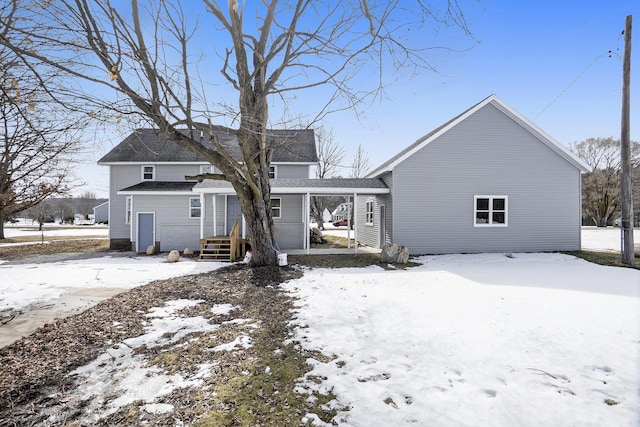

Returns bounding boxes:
[620,15,635,266]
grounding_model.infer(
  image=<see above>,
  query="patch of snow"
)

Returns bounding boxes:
[581,227,640,252]
[210,335,252,352]
[142,403,174,414]
[210,303,238,315]
[283,253,640,427]
[69,299,220,423]
[0,256,224,312]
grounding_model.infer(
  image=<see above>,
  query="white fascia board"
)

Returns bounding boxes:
[100,161,315,166]
[489,98,593,173]
[193,187,389,195]
[116,191,195,196]
[99,161,210,166]
[271,161,316,165]
[274,187,389,194]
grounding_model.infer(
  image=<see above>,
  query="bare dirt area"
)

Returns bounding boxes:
[0,264,331,426]
[0,239,110,262]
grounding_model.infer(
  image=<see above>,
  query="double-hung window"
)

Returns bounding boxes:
[142,165,155,181]
[268,165,277,179]
[365,200,374,225]
[189,197,202,219]
[271,197,281,219]
[200,165,213,175]
[474,196,508,226]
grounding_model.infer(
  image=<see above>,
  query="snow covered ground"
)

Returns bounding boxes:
[1,224,639,425]
[284,253,640,426]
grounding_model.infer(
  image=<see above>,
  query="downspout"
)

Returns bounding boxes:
[354,192,358,255]
[306,192,311,255]
[129,195,134,243]
[199,193,204,240]
[347,195,351,249]
[212,195,217,237]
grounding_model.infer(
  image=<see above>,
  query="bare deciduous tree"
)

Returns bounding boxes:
[571,137,640,227]
[0,0,474,264]
[350,143,370,178]
[311,127,344,229]
[0,41,84,239]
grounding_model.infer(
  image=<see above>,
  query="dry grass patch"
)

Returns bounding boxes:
[0,238,109,261]
[564,250,640,270]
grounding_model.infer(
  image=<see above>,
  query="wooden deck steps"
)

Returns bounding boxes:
[199,236,233,261]
[199,220,247,262]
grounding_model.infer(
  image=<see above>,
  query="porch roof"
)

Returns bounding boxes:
[117,181,196,195]
[193,178,389,194]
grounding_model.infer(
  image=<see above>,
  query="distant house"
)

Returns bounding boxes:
[331,203,352,222]
[98,95,590,256]
[73,213,94,225]
[356,94,591,254]
[322,208,332,223]
[93,201,109,223]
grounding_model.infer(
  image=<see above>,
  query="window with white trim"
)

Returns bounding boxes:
[142,165,155,180]
[200,165,213,174]
[474,196,508,226]
[189,197,202,219]
[125,196,132,224]
[268,165,277,179]
[365,200,374,225]
[271,197,281,219]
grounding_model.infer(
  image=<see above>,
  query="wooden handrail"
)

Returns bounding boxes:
[229,220,239,261]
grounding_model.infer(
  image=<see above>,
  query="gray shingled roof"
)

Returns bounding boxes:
[99,128,318,164]
[119,181,197,192]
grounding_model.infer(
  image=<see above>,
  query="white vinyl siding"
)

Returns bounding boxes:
[132,195,200,251]
[390,102,582,254]
[275,164,310,178]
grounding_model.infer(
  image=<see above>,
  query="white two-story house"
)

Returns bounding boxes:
[99,95,590,257]
[99,128,388,254]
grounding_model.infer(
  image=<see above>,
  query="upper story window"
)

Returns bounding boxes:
[271,197,281,219]
[200,165,213,174]
[365,200,374,225]
[142,165,155,181]
[189,197,202,219]
[268,165,277,179]
[474,196,508,227]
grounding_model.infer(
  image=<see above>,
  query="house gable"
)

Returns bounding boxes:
[359,95,588,254]
[367,95,591,178]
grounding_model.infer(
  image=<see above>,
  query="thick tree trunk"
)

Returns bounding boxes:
[311,197,326,230]
[239,188,278,266]
[0,211,5,240]
[233,94,278,266]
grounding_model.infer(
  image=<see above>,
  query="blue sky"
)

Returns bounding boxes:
[325,0,640,174]
[82,0,639,197]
